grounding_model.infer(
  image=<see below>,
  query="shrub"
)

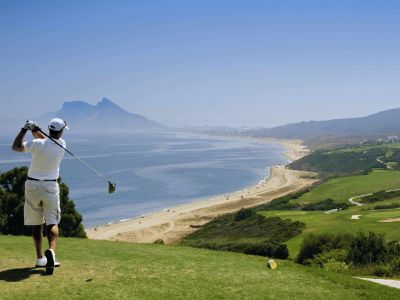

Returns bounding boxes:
[296,233,353,264]
[373,265,393,277]
[347,231,387,265]
[234,208,253,221]
[301,198,349,211]
[309,249,348,267]
[194,241,289,259]
[360,190,400,203]
[323,261,349,273]
[373,203,400,210]
[390,257,400,274]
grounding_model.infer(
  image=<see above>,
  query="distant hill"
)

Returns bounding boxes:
[38,98,163,132]
[244,108,400,146]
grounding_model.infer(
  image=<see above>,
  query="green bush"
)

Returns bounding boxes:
[323,260,349,273]
[309,249,348,267]
[234,208,253,221]
[0,167,86,238]
[256,189,310,211]
[373,265,393,277]
[347,231,387,266]
[262,194,349,212]
[360,190,400,203]
[373,203,400,210]
[390,257,400,274]
[302,198,349,211]
[193,241,289,259]
[296,233,353,264]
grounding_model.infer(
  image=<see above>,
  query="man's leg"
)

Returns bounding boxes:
[47,224,58,250]
[32,225,43,259]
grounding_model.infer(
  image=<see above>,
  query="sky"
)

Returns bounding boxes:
[1,0,400,127]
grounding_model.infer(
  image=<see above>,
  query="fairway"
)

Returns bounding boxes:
[331,143,400,153]
[1,236,400,299]
[293,170,400,204]
[260,207,400,259]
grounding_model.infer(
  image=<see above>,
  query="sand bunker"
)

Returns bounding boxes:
[351,215,361,220]
[379,217,400,223]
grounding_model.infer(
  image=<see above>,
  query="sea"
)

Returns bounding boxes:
[0,131,288,227]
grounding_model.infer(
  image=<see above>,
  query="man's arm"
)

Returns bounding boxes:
[32,126,45,139]
[12,128,27,152]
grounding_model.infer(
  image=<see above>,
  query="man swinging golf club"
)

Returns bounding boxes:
[12,118,68,275]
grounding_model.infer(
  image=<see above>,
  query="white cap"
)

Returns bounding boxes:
[49,118,69,131]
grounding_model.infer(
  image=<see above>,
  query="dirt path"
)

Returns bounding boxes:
[357,277,400,289]
[348,188,400,207]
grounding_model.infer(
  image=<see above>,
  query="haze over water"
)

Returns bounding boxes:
[0,131,287,227]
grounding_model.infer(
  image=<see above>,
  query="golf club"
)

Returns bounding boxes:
[38,128,116,194]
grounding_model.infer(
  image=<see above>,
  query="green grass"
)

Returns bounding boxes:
[1,235,399,299]
[293,170,400,204]
[260,208,400,259]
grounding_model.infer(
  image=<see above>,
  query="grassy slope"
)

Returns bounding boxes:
[1,236,399,299]
[293,170,400,204]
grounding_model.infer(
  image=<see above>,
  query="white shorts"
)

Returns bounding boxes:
[24,180,61,226]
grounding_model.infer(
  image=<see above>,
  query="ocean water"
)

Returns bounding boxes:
[0,131,287,227]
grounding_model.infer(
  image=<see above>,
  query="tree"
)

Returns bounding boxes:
[0,167,86,238]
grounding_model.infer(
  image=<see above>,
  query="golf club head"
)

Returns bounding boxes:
[108,182,116,194]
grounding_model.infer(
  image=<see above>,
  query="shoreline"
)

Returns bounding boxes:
[86,138,318,244]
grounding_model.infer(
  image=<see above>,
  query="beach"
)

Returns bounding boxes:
[87,139,318,243]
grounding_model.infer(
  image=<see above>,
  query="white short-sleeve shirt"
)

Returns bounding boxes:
[23,138,66,180]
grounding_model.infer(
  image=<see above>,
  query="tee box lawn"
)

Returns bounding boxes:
[1,235,400,299]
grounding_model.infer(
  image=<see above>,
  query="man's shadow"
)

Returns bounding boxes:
[0,268,45,282]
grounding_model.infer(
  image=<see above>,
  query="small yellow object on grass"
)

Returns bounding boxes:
[267,259,278,270]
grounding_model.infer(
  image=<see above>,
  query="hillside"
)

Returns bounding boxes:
[38,98,162,132]
[288,143,400,176]
[1,236,399,299]
[244,108,400,146]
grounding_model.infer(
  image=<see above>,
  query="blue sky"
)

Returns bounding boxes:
[1,0,400,127]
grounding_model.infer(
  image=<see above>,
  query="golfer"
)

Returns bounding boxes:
[12,118,68,275]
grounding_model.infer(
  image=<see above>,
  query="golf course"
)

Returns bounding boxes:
[1,235,399,299]
[259,169,400,258]
[292,170,400,204]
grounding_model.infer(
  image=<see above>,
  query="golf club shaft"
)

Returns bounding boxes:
[38,129,113,185]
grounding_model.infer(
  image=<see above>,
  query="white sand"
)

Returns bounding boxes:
[379,217,400,223]
[351,215,361,220]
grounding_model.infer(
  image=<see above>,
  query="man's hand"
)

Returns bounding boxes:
[24,120,37,131]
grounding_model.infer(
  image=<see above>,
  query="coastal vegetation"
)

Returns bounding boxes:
[1,235,399,299]
[296,231,400,278]
[289,143,400,177]
[0,167,86,238]
[288,147,385,177]
[181,208,304,259]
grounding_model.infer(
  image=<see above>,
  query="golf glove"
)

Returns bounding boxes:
[23,120,37,131]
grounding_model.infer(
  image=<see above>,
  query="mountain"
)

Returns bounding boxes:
[244,108,400,141]
[39,98,163,132]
